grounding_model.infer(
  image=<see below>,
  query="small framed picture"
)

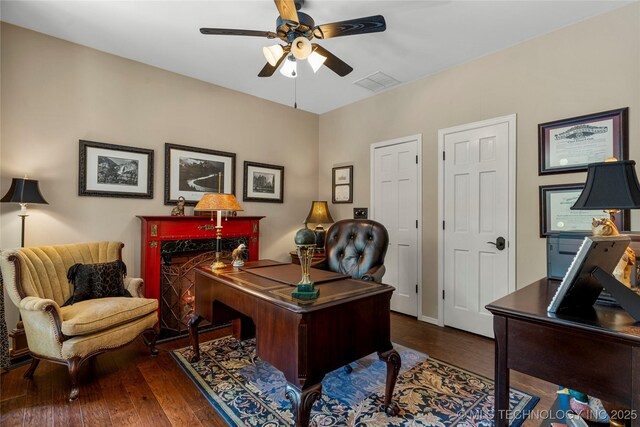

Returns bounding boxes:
[165,143,236,205]
[243,161,284,203]
[79,140,154,198]
[539,183,629,237]
[538,108,628,175]
[332,165,353,204]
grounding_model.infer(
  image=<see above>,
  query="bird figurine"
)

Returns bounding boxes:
[232,243,246,267]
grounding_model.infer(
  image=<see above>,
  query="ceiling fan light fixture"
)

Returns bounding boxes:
[280,55,297,78]
[291,36,312,60]
[307,51,326,73]
[263,44,284,66]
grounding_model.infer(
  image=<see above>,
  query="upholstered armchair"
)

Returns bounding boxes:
[313,219,389,282]
[0,241,158,401]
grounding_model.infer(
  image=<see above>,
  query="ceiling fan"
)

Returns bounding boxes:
[200,0,386,78]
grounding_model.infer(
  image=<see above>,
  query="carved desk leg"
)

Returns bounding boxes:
[285,383,322,427]
[187,314,204,363]
[378,348,401,416]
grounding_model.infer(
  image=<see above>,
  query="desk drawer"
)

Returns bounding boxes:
[507,318,632,405]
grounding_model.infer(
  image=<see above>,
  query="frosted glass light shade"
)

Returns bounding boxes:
[280,55,297,78]
[291,37,312,60]
[262,44,284,67]
[308,51,327,73]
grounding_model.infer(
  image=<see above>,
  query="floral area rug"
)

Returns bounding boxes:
[171,336,538,426]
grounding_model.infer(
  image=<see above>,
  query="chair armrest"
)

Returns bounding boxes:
[19,296,66,344]
[125,277,144,298]
[361,264,386,283]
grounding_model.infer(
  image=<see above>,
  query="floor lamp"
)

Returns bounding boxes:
[1,176,48,360]
[1,177,49,247]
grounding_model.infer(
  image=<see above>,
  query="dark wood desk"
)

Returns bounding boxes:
[486,279,640,427]
[188,261,400,427]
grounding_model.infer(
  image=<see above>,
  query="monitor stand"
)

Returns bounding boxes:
[592,266,640,321]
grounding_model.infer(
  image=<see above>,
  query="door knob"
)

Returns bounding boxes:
[487,237,506,251]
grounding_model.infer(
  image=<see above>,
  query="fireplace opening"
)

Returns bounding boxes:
[159,237,249,339]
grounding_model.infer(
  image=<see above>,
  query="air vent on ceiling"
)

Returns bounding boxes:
[353,71,400,93]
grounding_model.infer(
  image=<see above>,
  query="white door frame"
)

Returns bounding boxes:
[370,134,423,320]
[437,115,517,327]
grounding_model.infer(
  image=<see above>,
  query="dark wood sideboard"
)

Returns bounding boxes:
[486,278,640,426]
[137,216,263,302]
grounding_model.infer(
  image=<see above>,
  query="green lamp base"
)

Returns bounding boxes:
[292,283,319,300]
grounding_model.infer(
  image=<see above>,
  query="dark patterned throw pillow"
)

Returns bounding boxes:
[63,260,131,306]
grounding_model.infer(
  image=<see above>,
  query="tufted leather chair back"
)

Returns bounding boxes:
[324,219,389,280]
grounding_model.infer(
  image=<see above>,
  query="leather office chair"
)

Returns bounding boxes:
[313,219,389,282]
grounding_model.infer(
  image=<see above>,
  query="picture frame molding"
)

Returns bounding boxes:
[78,139,154,199]
[538,107,629,175]
[164,143,236,206]
[539,183,629,237]
[242,161,284,203]
[332,165,353,204]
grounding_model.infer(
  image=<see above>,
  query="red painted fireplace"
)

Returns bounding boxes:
[137,215,264,302]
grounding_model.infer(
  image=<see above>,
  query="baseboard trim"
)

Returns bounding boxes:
[419,315,439,325]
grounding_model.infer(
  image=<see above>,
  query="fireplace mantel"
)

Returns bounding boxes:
[138,215,264,301]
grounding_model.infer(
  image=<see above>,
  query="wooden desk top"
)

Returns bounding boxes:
[486,278,640,344]
[196,260,394,314]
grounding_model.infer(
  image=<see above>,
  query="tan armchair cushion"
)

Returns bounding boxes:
[60,297,158,336]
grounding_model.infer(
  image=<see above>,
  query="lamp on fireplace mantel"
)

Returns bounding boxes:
[194,193,244,270]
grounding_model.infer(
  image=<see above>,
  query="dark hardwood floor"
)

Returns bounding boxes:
[1,313,557,426]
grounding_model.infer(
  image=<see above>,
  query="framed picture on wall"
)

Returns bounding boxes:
[538,108,628,175]
[243,161,284,203]
[332,165,353,203]
[164,143,236,205]
[79,140,154,198]
[539,183,629,237]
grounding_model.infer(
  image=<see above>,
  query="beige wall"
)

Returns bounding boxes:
[0,23,319,326]
[319,3,640,319]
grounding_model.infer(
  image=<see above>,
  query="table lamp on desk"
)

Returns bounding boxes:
[570,159,640,319]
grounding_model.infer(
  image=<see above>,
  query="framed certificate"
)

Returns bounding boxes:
[538,108,628,175]
[332,165,353,204]
[539,184,629,237]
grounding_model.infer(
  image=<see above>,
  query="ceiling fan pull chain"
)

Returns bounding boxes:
[294,77,298,109]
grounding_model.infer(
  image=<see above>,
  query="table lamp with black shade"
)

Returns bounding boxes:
[570,159,640,320]
[1,177,48,247]
[304,201,334,252]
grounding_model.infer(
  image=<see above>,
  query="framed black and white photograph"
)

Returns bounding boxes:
[538,108,628,175]
[332,165,353,203]
[165,143,236,205]
[539,183,629,237]
[243,161,284,203]
[79,140,153,198]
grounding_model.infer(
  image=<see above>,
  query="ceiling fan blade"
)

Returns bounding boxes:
[312,44,353,77]
[258,47,290,77]
[313,15,386,39]
[200,28,278,39]
[274,0,299,23]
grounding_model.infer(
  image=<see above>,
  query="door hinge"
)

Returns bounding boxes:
[416,155,418,164]
[442,290,445,300]
[415,284,419,293]
[442,221,445,230]
[442,151,446,161]
[416,220,418,228]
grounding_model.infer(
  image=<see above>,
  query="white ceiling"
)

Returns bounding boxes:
[1,0,632,114]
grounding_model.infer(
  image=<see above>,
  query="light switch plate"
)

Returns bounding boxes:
[353,207,368,219]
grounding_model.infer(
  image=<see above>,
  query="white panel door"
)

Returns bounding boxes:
[373,138,419,316]
[443,120,511,337]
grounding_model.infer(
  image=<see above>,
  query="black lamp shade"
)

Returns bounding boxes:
[571,160,640,210]
[1,178,48,205]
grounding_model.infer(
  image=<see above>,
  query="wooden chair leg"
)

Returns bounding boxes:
[68,357,81,401]
[23,357,40,379]
[143,326,159,356]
